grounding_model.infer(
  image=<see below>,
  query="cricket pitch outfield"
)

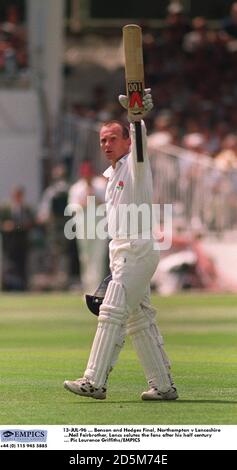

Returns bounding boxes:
[0,293,236,425]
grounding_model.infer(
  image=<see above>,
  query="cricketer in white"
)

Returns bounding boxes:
[64,91,178,400]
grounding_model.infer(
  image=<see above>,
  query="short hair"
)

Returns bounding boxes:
[100,120,130,139]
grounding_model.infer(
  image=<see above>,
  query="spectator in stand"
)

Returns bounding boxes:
[221,2,237,40]
[68,160,108,293]
[183,16,210,53]
[37,163,70,288]
[147,110,174,152]
[214,134,237,171]
[0,187,34,290]
[0,4,28,79]
[164,1,191,46]
[182,132,206,154]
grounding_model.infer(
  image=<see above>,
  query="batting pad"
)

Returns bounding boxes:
[84,281,127,388]
[141,300,171,370]
[127,307,172,392]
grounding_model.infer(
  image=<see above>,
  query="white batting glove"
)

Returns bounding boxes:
[119,88,153,122]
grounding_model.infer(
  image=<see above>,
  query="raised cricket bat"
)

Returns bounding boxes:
[123,24,145,162]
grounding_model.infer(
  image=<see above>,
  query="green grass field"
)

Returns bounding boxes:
[0,293,236,425]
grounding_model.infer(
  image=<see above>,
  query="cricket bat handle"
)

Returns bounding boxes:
[134,121,143,162]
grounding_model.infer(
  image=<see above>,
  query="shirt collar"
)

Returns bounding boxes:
[103,154,128,179]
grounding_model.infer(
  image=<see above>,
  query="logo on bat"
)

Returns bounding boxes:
[128,81,143,114]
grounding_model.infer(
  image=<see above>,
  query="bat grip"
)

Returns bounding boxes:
[134,121,143,162]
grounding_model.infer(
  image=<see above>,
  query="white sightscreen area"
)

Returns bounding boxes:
[0,89,41,206]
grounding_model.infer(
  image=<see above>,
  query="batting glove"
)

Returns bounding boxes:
[119,88,153,122]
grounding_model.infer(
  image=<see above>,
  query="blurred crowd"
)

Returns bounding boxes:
[1,160,235,294]
[0,162,109,293]
[0,5,28,82]
[142,1,237,170]
[63,1,237,172]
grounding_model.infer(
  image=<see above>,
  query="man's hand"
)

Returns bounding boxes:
[119,88,153,122]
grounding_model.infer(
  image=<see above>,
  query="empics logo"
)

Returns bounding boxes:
[2,431,14,438]
[1,429,47,442]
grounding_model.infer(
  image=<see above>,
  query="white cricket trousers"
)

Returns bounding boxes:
[84,238,172,391]
[110,238,159,312]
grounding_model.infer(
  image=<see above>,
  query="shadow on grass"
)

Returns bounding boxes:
[174,400,237,404]
[68,399,237,404]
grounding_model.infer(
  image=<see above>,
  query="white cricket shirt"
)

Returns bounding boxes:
[103,121,153,239]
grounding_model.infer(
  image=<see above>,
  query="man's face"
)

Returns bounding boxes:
[100,123,131,166]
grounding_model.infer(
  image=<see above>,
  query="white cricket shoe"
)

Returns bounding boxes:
[141,386,178,401]
[64,378,106,400]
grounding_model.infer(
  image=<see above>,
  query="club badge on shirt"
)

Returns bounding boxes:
[116,181,124,190]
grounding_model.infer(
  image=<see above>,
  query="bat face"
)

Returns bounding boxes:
[123,24,144,117]
[123,24,145,161]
